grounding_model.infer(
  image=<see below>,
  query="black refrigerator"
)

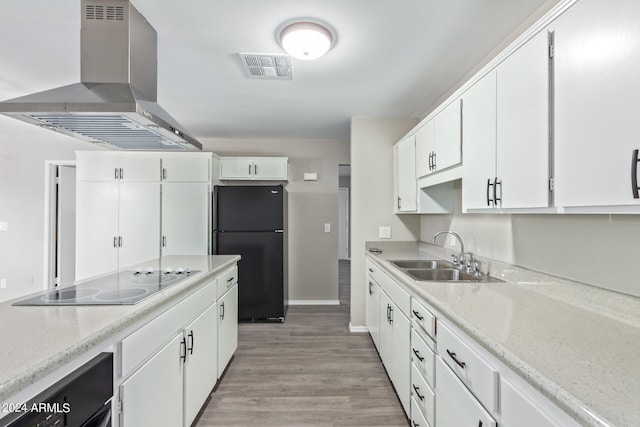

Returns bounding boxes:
[213,185,288,322]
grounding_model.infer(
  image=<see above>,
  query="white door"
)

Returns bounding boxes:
[553,0,640,207]
[462,70,498,211]
[496,29,550,209]
[391,306,411,416]
[395,136,417,212]
[162,155,210,182]
[415,120,435,178]
[434,98,462,172]
[253,157,288,180]
[378,291,393,374]
[162,183,209,256]
[75,181,119,280]
[220,157,253,179]
[56,165,76,286]
[217,285,238,378]
[184,304,218,426]
[118,182,161,269]
[120,333,184,427]
[338,188,349,260]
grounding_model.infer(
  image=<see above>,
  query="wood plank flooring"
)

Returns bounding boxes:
[195,260,408,427]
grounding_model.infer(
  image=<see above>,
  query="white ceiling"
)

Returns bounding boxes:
[1,0,557,142]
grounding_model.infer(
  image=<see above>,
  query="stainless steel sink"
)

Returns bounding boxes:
[405,268,477,281]
[390,260,452,269]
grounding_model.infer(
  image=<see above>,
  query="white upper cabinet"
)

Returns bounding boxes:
[161,153,210,182]
[553,0,640,209]
[462,69,498,211]
[415,119,435,178]
[394,136,418,212]
[415,100,462,179]
[220,156,288,181]
[76,151,160,182]
[495,29,550,209]
[161,182,210,256]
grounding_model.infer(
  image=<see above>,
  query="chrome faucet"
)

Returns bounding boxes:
[432,230,465,267]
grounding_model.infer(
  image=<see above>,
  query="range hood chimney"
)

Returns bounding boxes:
[0,0,201,150]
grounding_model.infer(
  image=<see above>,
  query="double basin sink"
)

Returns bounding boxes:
[390,260,502,283]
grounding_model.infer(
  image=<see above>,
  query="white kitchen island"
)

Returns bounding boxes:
[0,254,239,426]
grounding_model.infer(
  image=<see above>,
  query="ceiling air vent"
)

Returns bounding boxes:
[239,54,292,80]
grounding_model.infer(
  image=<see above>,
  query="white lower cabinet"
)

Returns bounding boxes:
[435,356,497,427]
[410,364,435,427]
[366,276,381,351]
[120,333,184,427]
[184,304,219,426]
[217,283,238,378]
[501,379,558,427]
[377,279,411,416]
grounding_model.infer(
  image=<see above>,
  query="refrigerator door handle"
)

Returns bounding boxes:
[275,229,284,233]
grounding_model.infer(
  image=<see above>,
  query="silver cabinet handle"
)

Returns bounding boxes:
[254,164,258,175]
[162,236,166,247]
[113,236,118,248]
[119,168,124,180]
[162,168,167,180]
[114,168,119,180]
[118,236,123,247]
[248,164,252,175]
[187,331,194,355]
[220,302,225,320]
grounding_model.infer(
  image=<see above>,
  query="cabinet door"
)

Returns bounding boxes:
[391,305,411,416]
[434,98,462,171]
[119,154,161,182]
[462,70,498,211]
[415,120,435,178]
[496,29,550,209]
[220,157,253,179]
[553,0,640,207]
[118,182,161,269]
[76,152,120,181]
[378,291,393,373]
[435,357,497,427]
[253,157,288,180]
[75,181,119,280]
[161,183,209,256]
[217,284,238,378]
[184,304,218,426]
[365,278,380,351]
[395,136,417,212]
[120,333,184,427]
[162,155,210,182]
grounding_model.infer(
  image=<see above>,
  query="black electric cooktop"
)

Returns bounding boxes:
[13,268,200,306]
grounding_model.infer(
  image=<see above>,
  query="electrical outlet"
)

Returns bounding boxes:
[378,226,391,239]
[324,223,331,233]
[1,279,6,289]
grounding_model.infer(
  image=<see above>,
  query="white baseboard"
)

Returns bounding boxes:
[288,300,340,306]
[349,323,369,333]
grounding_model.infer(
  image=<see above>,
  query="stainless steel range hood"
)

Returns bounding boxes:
[0,0,201,150]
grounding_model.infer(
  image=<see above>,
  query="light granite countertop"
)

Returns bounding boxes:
[0,255,239,405]
[366,241,640,427]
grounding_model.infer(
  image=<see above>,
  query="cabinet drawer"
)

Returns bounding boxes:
[411,328,435,388]
[411,364,435,427]
[121,280,217,377]
[438,322,499,412]
[366,258,383,284]
[411,396,432,427]
[217,265,238,298]
[436,357,497,427]
[411,298,436,340]
[501,379,559,427]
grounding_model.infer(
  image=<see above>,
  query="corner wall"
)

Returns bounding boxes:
[350,118,421,328]
[201,137,349,304]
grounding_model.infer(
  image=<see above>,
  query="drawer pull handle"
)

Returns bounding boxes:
[412,422,420,427]
[227,277,234,282]
[412,348,425,362]
[412,384,425,401]
[632,149,639,199]
[478,422,483,427]
[368,268,374,273]
[446,349,466,369]
[412,310,424,321]
[187,331,194,355]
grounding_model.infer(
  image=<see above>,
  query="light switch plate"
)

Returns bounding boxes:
[379,226,391,239]
[0,222,7,232]
[304,173,318,181]
[324,223,331,233]
[1,279,6,289]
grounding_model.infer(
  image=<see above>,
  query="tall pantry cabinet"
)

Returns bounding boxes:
[76,151,213,280]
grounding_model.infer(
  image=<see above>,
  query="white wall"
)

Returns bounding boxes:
[350,117,421,328]
[0,116,104,302]
[420,182,640,298]
[201,137,349,303]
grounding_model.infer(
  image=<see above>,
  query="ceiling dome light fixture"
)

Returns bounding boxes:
[279,21,334,60]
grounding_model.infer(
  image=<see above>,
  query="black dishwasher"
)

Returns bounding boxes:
[3,353,113,427]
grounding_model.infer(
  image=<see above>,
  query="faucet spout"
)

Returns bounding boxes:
[432,230,465,264]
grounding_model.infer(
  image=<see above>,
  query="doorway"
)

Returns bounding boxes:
[45,162,76,288]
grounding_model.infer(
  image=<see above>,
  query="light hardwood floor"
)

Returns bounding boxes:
[195,260,408,427]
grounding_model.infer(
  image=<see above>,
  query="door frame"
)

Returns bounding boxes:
[338,187,350,260]
[43,161,76,289]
